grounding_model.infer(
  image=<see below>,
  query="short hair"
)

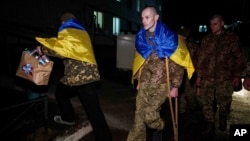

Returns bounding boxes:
[210,14,224,21]
[61,12,76,22]
[143,5,158,15]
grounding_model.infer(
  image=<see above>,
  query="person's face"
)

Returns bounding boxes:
[210,17,224,35]
[141,8,159,32]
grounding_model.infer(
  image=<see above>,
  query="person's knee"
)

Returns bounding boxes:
[144,113,165,130]
[145,118,165,130]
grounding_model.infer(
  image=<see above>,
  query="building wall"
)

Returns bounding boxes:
[0,0,162,37]
[0,0,162,75]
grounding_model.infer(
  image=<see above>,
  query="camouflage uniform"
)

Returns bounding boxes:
[42,47,101,86]
[179,74,199,113]
[41,39,112,141]
[127,32,184,141]
[196,31,247,125]
[179,36,200,113]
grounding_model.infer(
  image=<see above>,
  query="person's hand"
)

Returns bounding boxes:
[36,46,43,55]
[232,77,241,87]
[170,87,178,98]
[136,83,140,90]
[196,77,201,87]
[243,77,250,91]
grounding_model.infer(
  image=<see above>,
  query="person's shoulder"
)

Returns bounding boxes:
[223,31,240,42]
[224,30,238,36]
[201,33,212,41]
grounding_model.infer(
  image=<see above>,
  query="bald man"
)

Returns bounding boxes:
[127,6,184,141]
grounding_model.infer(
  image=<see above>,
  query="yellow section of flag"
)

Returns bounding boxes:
[36,28,96,65]
[131,36,195,83]
[170,36,194,79]
[131,51,145,83]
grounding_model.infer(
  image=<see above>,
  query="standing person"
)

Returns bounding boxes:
[177,26,201,118]
[35,12,112,141]
[195,14,247,140]
[127,6,194,141]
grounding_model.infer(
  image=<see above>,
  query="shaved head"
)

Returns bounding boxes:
[141,6,159,32]
[210,14,225,35]
[143,6,158,16]
[210,14,224,22]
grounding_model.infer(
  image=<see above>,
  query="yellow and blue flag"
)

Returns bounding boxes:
[35,19,97,65]
[132,20,194,82]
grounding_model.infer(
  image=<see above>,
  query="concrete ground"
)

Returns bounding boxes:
[2,75,250,141]
[1,44,250,141]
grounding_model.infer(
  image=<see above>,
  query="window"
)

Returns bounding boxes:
[113,17,120,35]
[158,4,162,12]
[136,0,141,12]
[203,25,207,32]
[199,25,207,32]
[94,11,103,28]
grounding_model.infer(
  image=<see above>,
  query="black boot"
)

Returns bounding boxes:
[200,122,215,141]
[152,130,163,141]
[219,116,227,131]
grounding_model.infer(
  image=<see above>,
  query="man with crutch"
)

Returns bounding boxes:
[127,6,194,141]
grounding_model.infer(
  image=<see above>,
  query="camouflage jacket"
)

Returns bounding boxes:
[139,31,184,88]
[140,51,184,88]
[42,47,100,86]
[196,30,247,82]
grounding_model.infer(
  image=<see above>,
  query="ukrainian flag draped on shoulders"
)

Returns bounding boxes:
[132,20,194,82]
[35,18,97,65]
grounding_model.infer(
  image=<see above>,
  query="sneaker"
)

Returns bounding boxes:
[54,115,75,126]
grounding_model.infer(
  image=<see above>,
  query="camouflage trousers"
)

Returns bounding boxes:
[200,80,233,122]
[127,84,168,141]
[179,78,200,113]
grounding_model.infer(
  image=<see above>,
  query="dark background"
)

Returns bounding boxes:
[162,0,250,30]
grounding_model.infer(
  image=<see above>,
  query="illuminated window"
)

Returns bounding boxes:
[94,11,103,28]
[158,4,162,11]
[113,17,120,35]
[203,25,207,32]
[136,0,141,12]
[199,25,207,32]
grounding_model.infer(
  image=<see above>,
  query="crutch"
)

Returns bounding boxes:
[165,57,178,141]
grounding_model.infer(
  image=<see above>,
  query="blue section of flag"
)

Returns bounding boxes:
[135,20,178,60]
[58,19,85,32]
[134,20,195,79]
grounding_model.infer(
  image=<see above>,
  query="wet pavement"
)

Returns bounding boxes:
[1,45,250,141]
